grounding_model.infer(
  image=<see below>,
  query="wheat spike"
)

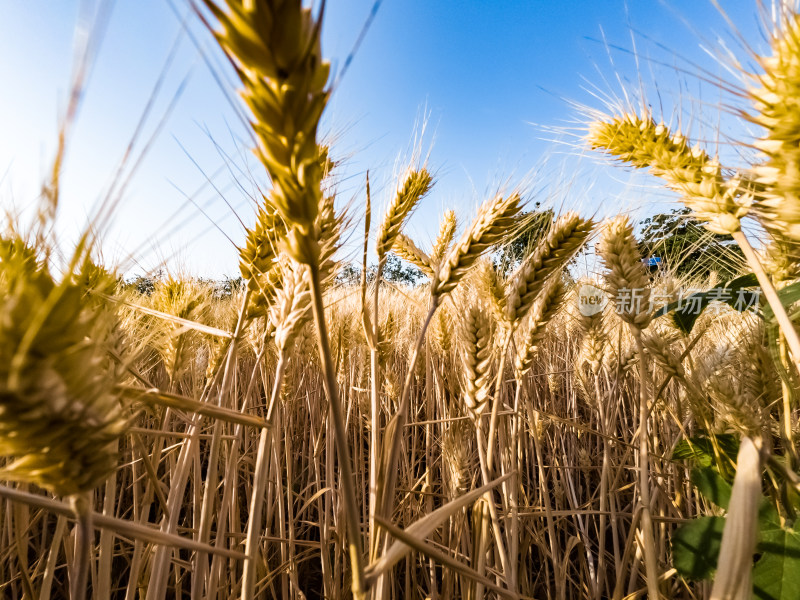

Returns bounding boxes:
[589,114,751,235]
[269,256,313,354]
[750,15,800,240]
[0,238,128,496]
[461,303,494,418]
[514,278,566,376]
[434,193,522,298]
[204,0,330,265]
[431,209,457,265]
[575,296,606,376]
[392,233,434,277]
[597,216,652,330]
[376,169,434,260]
[505,212,593,326]
[442,420,474,499]
[477,260,508,327]
[151,277,210,379]
[240,204,283,316]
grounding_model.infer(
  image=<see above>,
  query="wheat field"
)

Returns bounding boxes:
[3,1,800,599]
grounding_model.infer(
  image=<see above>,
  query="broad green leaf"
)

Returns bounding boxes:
[672,516,725,580]
[753,523,800,600]
[691,466,732,509]
[656,273,760,334]
[673,434,740,469]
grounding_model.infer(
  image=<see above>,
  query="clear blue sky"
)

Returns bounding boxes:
[0,0,767,277]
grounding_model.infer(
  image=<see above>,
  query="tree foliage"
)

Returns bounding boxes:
[639,207,746,280]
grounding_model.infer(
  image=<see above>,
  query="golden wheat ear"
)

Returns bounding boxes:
[597,216,652,330]
[392,233,434,277]
[750,15,800,240]
[431,209,457,265]
[505,211,593,327]
[589,114,750,236]
[514,277,566,377]
[203,0,331,265]
[460,303,494,419]
[0,237,128,497]
[377,169,434,261]
[434,193,522,298]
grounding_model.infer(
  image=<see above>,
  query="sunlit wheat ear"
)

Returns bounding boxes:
[434,193,522,298]
[575,302,606,376]
[514,278,565,377]
[240,203,283,317]
[477,260,508,327]
[151,277,210,379]
[597,216,652,330]
[376,168,434,261]
[0,238,128,496]
[269,255,313,355]
[432,302,454,355]
[589,115,751,235]
[392,233,434,277]
[204,0,330,265]
[750,15,800,240]
[443,420,474,499]
[316,193,343,282]
[642,331,685,379]
[460,303,494,418]
[762,235,800,285]
[505,212,593,326]
[430,209,457,265]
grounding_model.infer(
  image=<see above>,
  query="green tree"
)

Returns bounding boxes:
[639,207,746,281]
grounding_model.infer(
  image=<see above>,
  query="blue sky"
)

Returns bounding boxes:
[0,0,767,277]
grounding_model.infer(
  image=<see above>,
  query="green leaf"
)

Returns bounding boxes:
[753,522,800,600]
[691,466,733,509]
[673,434,740,469]
[762,280,800,325]
[672,516,725,580]
[656,273,760,334]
